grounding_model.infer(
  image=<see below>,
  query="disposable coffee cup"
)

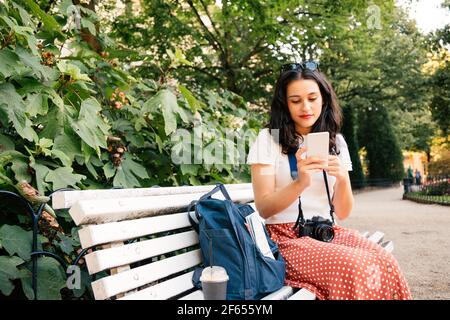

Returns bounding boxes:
[200,266,229,300]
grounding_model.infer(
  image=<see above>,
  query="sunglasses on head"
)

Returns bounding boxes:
[280,61,319,74]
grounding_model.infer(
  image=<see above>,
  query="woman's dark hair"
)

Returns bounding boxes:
[268,68,342,155]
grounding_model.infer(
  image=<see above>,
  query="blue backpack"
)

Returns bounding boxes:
[188,183,285,300]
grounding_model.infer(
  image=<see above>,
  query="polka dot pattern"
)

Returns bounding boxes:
[266,223,412,300]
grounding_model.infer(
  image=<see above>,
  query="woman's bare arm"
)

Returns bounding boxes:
[251,149,326,219]
[332,171,353,220]
[326,155,354,220]
[251,164,307,219]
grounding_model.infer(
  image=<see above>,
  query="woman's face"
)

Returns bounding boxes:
[286,79,323,135]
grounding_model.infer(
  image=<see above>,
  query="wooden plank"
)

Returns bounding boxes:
[179,290,205,300]
[381,240,394,253]
[85,230,199,275]
[118,271,196,300]
[261,286,294,300]
[104,242,131,299]
[367,231,385,244]
[91,249,202,300]
[69,189,254,226]
[287,288,316,300]
[78,212,192,248]
[53,183,252,209]
[360,231,370,238]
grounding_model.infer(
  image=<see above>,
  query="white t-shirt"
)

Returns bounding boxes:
[246,128,353,224]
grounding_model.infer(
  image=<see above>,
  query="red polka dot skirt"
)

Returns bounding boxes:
[266,223,412,300]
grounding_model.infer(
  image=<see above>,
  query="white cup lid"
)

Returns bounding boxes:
[200,266,229,283]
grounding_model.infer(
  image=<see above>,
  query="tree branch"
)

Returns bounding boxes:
[237,37,266,68]
[186,0,226,59]
[73,0,102,53]
[198,0,221,39]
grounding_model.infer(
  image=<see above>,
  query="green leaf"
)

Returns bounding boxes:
[23,0,62,34]
[0,134,15,152]
[180,164,200,176]
[12,2,35,28]
[0,49,26,79]
[81,17,96,35]
[113,156,149,188]
[57,60,91,82]
[155,134,164,153]
[25,93,48,117]
[143,89,182,135]
[38,107,64,139]
[0,225,32,260]
[45,167,86,190]
[16,47,55,81]
[85,160,99,179]
[178,84,204,113]
[0,256,29,296]
[37,138,53,157]
[189,176,202,186]
[53,133,82,167]
[20,257,66,300]
[51,150,72,167]
[70,98,110,157]
[113,165,139,188]
[103,162,116,179]
[11,157,32,183]
[29,159,50,194]
[56,233,74,255]
[0,83,38,142]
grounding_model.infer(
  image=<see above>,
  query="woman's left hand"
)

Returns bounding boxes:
[325,155,347,183]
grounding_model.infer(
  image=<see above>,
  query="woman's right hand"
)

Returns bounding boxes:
[295,146,327,188]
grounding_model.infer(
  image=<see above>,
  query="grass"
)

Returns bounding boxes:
[404,192,450,206]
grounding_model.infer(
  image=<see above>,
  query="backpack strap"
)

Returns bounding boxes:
[187,200,200,233]
[199,183,232,201]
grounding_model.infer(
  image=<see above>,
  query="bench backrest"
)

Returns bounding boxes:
[56,183,255,300]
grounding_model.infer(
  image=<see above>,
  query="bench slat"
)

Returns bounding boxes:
[367,231,385,244]
[53,183,252,209]
[179,290,204,300]
[260,286,294,300]
[360,231,370,238]
[91,249,202,300]
[287,288,316,300]
[85,230,199,275]
[118,271,196,300]
[381,240,394,253]
[78,212,192,248]
[70,189,254,226]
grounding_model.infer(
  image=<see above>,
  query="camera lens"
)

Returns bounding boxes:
[316,224,334,242]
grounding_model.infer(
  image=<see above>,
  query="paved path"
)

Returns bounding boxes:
[340,186,450,300]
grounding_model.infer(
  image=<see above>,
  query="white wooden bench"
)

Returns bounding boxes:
[52,183,394,300]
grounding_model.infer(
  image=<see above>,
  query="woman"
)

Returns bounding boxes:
[246,61,412,300]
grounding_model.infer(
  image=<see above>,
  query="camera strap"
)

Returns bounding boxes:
[287,148,335,231]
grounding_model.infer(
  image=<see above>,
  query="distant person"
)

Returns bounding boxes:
[407,166,413,181]
[415,169,422,185]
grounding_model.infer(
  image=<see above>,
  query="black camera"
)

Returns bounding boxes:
[299,216,334,242]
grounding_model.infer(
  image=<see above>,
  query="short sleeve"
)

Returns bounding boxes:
[336,134,353,171]
[246,128,280,165]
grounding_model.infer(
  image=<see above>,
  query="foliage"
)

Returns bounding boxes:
[0,0,258,299]
[358,104,405,182]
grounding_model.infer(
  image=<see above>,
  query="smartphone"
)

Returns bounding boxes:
[305,131,329,166]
